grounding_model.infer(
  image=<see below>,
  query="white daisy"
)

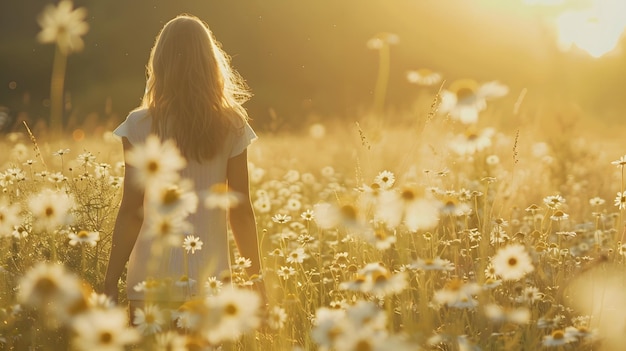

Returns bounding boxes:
[28,188,74,231]
[182,235,203,254]
[37,0,89,54]
[0,201,21,238]
[147,179,198,216]
[373,170,395,190]
[71,307,140,350]
[491,243,535,281]
[267,305,288,330]
[406,68,442,86]
[17,262,86,325]
[277,266,297,280]
[205,182,242,210]
[204,276,223,296]
[202,287,261,344]
[68,230,100,247]
[286,247,309,264]
[439,79,508,124]
[133,304,166,335]
[124,134,186,186]
[449,127,495,156]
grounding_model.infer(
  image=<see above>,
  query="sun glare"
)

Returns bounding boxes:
[554,0,626,57]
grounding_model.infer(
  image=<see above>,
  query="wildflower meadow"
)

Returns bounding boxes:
[3,1,626,351]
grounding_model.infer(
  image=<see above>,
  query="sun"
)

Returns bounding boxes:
[552,0,626,57]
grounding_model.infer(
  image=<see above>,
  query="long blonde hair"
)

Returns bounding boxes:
[141,14,251,161]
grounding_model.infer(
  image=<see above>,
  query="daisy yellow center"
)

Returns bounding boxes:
[45,206,54,217]
[160,222,171,234]
[0,213,4,221]
[508,257,518,266]
[340,205,357,221]
[147,161,159,173]
[401,189,415,201]
[211,183,230,193]
[224,303,238,316]
[552,330,564,339]
[57,25,68,36]
[424,259,434,265]
[373,272,389,284]
[553,210,565,217]
[455,87,476,101]
[336,256,348,265]
[78,230,89,238]
[99,331,113,344]
[162,188,181,205]
[328,326,342,340]
[466,133,478,141]
[34,277,57,296]
[145,313,156,324]
[446,279,463,291]
[355,339,373,351]
[68,298,88,316]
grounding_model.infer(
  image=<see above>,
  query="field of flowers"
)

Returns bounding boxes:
[3,1,626,350]
[3,97,626,350]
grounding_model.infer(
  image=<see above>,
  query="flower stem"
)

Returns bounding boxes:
[50,45,68,136]
[373,44,390,114]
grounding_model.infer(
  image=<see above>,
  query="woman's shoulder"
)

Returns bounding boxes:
[225,108,257,158]
[113,108,151,144]
[126,108,151,123]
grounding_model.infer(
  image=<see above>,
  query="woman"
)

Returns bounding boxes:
[103,14,262,309]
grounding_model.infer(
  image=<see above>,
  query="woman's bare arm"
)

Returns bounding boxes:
[103,137,145,301]
[227,149,262,277]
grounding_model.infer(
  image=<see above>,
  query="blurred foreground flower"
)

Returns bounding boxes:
[18,262,88,326]
[340,262,407,296]
[147,179,198,216]
[72,307,140,350]
[37,0,89,54]
[0,201,21,238]
[189,287,261,344]
[125,135,186,186]
[28,188,75,231]
[68,230,100,247]
[406,68,442,86]
[205,183,242,210]
[567,264,626,351]
[133,304,166,335]
[440,79,509,124]
[448,127,495,156]
[312,301,415,351]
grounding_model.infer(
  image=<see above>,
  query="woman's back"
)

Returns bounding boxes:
[114,108,256,301]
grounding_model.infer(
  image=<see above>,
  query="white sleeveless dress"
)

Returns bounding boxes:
[113,108,257,301]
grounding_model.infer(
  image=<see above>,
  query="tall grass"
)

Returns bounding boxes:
[1,98,626,350]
